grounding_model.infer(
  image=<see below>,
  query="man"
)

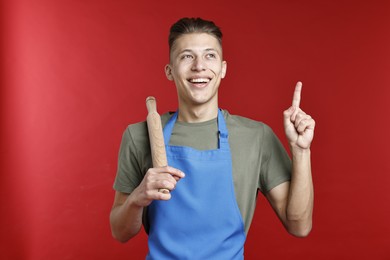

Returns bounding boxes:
[110,17,315,259]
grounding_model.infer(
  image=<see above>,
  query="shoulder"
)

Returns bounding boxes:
[124,112,174,143]
[222,109,273,136]
[124,121,147,146]
[222,109,282,153]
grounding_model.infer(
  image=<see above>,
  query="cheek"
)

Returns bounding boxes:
[172,70,188,85]
[210,65,224,77]
[172,63,190,77]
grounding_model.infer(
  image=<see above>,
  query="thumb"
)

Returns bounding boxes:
[283,106,295,120]
[283,106,297,129]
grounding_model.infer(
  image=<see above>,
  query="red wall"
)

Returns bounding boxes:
[1,0,389,259]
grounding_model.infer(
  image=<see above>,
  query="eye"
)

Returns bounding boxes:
[181,54,193,60]
[206,53,217,59]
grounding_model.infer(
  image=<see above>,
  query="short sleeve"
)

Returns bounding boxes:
[112,114,171,195]
[113,126,145,194]
[259,125,292,193]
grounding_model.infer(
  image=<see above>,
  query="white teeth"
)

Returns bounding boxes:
[189,78,210,83]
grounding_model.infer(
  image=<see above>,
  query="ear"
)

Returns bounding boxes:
[165,64,174,81]
[221,61,227,79]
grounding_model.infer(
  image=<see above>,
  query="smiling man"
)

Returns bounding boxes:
[165,32,226,122]
[110,17,315,259]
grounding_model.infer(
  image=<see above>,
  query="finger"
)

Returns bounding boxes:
[151,166,185,179]
[146,186,171,200]
[158,179,176,191]
[161,166,186,179]
[294,112,310,129]
[297,118,315,134]
[283,106,295,120]
[145,169,178,186]
[291,106,302,122]
[297,119,309,134]
[155,191,172,200]
[145,174,176,194]
[292,81,302,108]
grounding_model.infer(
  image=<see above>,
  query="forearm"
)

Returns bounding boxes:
[286,147,314,236]
[110,193,144,243]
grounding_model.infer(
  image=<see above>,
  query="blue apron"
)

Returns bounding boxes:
[146,109,246,259]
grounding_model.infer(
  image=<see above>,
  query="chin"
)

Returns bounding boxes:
[191,96,217,106]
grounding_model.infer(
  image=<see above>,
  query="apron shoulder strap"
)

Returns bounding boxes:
[163,109,229,150]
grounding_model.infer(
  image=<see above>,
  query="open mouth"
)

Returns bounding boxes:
[188,78,211,87]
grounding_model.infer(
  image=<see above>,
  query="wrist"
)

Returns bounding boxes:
[290,145,311,157]
[127,190,146,209]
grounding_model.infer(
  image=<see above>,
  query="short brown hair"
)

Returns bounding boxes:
[168,17,223,53]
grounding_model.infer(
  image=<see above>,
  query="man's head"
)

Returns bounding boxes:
[165,18,227,111]
[168,17,223,58]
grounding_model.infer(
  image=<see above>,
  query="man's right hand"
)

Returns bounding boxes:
[110,166,185,242]
[132,166,185,207]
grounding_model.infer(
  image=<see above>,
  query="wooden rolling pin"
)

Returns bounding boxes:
[146,96,170,194]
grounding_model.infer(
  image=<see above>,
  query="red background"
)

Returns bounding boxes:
[1,0,390,259]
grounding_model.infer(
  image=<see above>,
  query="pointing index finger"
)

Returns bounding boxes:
[292,81,302,107]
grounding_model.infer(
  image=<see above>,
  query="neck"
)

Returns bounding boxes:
[177,103,218,123]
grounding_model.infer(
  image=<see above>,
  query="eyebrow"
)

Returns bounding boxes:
[179,48,219,54]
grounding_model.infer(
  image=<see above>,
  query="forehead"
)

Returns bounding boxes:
[171,33,222,54]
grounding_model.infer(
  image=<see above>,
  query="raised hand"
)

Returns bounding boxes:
[283,82,315,150]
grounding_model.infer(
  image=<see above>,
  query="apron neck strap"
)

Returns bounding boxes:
[163,109,229,149]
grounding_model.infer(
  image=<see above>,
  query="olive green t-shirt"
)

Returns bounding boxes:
[113,110,291,234]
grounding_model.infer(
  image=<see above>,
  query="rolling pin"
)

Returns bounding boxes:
[146,96,170,194]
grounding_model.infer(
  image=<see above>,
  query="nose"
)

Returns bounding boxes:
[191,57,206,71]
